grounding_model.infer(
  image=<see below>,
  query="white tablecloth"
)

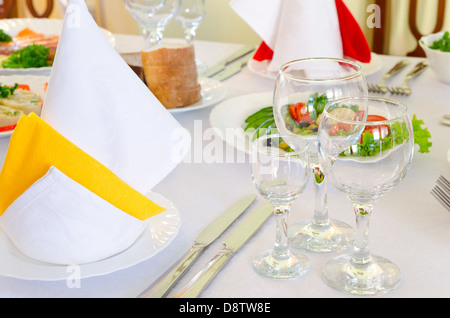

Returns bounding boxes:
[0,34,449,298]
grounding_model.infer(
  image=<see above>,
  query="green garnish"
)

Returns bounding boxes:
[0,83,18,98]
[0,29,12,42]
[1,44,51,69]
[412,114,432,153]
[429,31,450,52]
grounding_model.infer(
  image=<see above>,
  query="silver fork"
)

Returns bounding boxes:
[368,60,410,94]
[388,61,430,96]
[431,175,450,212]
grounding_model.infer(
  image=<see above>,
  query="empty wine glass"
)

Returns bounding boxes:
[273,58,368,253]
[176,0,205,45]
[318,97,414,295]
[123,0,181,49]
[251,134,311,279]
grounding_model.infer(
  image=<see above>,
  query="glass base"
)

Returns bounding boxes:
[323,254,401,296]
[288,219,355,253]
[253,250,311,280]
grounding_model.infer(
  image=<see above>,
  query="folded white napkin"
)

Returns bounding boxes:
[0,0,189,265]
[42,0,190,194]
[230,0,343,73]
[0,167,146,265]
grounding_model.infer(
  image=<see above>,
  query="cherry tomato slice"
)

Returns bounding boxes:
[363,115,389,139]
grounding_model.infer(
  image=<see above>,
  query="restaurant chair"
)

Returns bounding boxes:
[0,0,15,18]
[372,0,447,57]
[26,0,54,18]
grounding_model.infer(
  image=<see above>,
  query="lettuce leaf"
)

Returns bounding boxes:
[412,115,432,153]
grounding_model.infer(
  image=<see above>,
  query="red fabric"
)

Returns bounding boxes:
[252,0,371,63]
[335,0,371,63]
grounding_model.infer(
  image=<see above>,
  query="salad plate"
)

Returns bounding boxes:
[168,77,227,114]
[248,53,383,79]
[0,191,181,281]
[210,92,273,154]
[0,18,115,75]
[0,74,49,139]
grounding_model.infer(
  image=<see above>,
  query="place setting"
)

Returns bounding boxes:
[0,0,448,300]
[0,0,190,280]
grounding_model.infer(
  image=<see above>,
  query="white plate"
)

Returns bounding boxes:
[0,74,49,139]
[247,53,383,79]
[168,77,227,114]
[0,18,116,75]
[0,191,181,281]
[210,91,274,155]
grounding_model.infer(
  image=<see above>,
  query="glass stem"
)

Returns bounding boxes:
[272,204,291,259]
[145,27,164,48]
[184,28,196,45]
[351,203,374,266]
[311,162,331,227]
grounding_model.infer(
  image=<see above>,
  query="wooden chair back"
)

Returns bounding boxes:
[0,0,15,19]
[373,0,447,57]
[26,0,53,18]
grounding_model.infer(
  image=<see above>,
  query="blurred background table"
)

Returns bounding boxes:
[0,34,449,298]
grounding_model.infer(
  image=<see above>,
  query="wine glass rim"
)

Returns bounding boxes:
[253,134,309,157]
[279,57,363,83]
[323,96,409,125]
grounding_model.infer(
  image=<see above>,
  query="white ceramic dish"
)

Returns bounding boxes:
[0,74,49,139]
[0,18,115,75]
[420,32,450,84]
[0,191,180,281]
[210,92,274,154]
[247,53,383,79]
[168,77,227,114]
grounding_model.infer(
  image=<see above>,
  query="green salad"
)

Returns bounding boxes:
[1,44,52,69]
[244,93,432,156]
[429,31,450,52]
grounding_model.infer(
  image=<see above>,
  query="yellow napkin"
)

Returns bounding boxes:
[0,113,165,221]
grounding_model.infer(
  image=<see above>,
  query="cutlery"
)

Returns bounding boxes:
[440,116,450,126]
[368,59,410,94]
[172,202,273,298]
[388,60,430,96]
[138,195,257,298]
[210,52,254,82]
[431,176,450,212]
[200,45,255,78]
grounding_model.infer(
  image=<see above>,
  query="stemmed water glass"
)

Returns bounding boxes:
[122,0,181,50]
[175,0,205,45]
[273,58,368,253]
[318,97,414,295]
[251,134,311,279]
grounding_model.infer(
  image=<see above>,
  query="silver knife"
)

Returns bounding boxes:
[211,52,254,82]
[138,195,257,298]
[200,45,255,78]
[172,202,273,298]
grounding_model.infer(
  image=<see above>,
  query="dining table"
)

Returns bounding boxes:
[0,32,449,299]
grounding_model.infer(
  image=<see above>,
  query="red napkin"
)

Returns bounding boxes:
[253,0,371,63]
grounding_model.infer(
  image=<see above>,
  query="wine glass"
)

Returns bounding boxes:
[318,97,414,295]
[122,0,181,49]
[251,134,311,279]
[175,0,205,45]
[273,58,368,253]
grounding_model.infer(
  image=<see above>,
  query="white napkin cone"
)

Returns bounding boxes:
[0,0,190,265]
[42,0,191,194]
[0,167,147,265]
[230,0,344,72]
